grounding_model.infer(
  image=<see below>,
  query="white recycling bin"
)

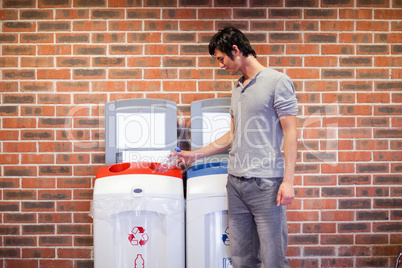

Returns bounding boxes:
[186,162,232,268]
[91,162,185,268]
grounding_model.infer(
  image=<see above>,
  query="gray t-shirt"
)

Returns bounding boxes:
[228,68,298,178]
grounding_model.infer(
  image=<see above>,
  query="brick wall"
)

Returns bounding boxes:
[0,0,401,267]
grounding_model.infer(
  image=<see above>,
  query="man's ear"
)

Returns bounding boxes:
[232,45,240,57]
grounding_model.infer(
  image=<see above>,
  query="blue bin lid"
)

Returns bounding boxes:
[187,161,228,179]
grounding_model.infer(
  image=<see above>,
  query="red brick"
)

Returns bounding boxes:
[92,81,125,92]
[3,22,36,32]
[357,163,389,173]
[55,9,89,19]
[0,10,18,20]
[22,178,56,189]
[321,211,354,221]
[108,69,141,79]
[56,81,89,92]
[285,21,317,31]
[321,21,354,31]
[37,69,70,80]
[356,186,390,197]
[108,20,141,31]
[0,82,18,92]
[375,56,402,67]
[128,32,161,43]
[322,258,354,267]
[73,189,93,200]
[287,211,319,221]
[56,57,89,67]
[163,81,196,91]
[20,81,54,92]
[145,93,180,103]
[38,93,71,104]
[38,213,72,224]
[305,56,337,67]
[0,57,18,67]
[56,201,90,212]
[304,199,337,209]
[22,248,55,258]
[339,151,372,162]
[145,44,178,55]
[21,154,54,164]
[198,81,232,92]
[179,69,213,80]
[74,93,107,104]
[339,9,372,19]
[144,21,178,31]
[198,9,232,19]
[303,223,336,233]
[3,69,35,79]
[321,163,355,174]
[375,9,402,20]
[322,93,355,103]
[269,8,302,18]
[40,260,73,267]
[38,142,72,153]
[357,21,389,31]
[3,142,37,153]
[392,68,402,79]
[355,140,388,150]
[73,69,106,80]
[57,248,91,259]
[20,105,54,116]
[37,45,71,55]
[182,93,215,104]
[342,33,374,44]
[286,68,320,79]
[21,57,53,68]
[39,236,72,247]
[286,44,319,55]
[127,56,161,67]
[162,9,196,19]
[55,33,89,44]
[92,32,125,43]
[356,234,388,244]
[322,44,354,55]
[4,260,38,268]
[339,128,372,139]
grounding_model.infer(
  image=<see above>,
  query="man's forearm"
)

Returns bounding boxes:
[280,115,298,184]
[193,130,233,161]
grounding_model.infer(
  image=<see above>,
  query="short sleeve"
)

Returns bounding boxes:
[273,75,298,117]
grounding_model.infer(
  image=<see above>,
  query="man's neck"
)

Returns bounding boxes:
[240,56,266,82]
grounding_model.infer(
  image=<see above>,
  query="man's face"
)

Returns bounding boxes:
[214,48,240,76]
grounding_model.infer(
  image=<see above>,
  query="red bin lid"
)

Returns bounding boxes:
[95,162,182,180]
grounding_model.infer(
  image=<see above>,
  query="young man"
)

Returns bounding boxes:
[177,27,298,267]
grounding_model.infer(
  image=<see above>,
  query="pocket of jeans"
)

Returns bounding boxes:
[253,177,280,191]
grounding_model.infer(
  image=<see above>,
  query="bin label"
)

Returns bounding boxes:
[223,258,232,268]
[128,226,149,246]
[222,227,230,246]
[134,254,144,268]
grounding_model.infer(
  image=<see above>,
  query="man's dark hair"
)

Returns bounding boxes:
[208,26,257,60]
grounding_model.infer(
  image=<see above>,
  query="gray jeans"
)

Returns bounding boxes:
[226,174,290,268]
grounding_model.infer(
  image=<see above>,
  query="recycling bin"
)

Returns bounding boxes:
[91,162,185,268]
[186,162,231,268]
[186,97,232,267]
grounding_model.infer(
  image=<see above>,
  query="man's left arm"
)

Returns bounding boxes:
[277,114,298,206]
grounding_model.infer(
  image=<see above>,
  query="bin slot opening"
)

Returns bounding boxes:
[109,162,131,173]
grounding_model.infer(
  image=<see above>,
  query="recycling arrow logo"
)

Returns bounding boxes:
[222,227,230,246]
[128,226,149,246]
